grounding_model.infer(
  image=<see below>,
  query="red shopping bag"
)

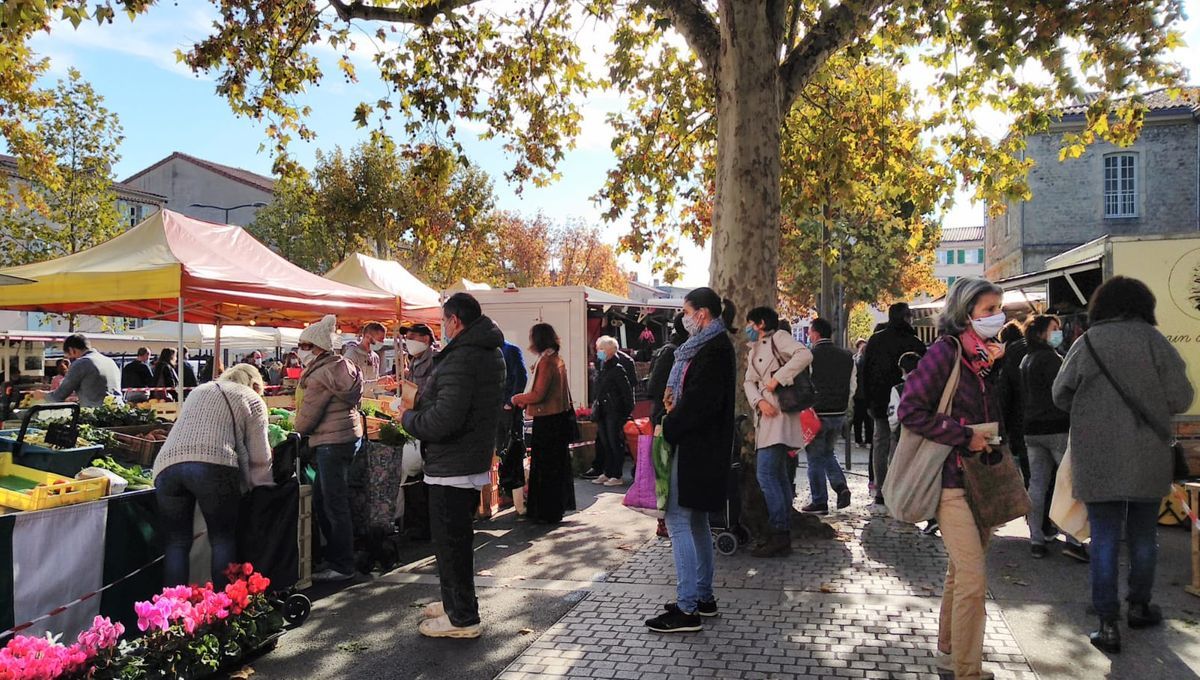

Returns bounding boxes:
[799,408,822,446]
[622,433,662,517]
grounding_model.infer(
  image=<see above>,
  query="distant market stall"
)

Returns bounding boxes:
[324,253,442,326]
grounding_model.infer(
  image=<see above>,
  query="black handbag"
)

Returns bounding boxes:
[768,335,815,413]
[1084,335,1190,481]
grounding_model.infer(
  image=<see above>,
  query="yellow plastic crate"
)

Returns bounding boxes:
[0,453,108,511]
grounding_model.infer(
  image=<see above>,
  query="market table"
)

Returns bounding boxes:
[0,490,161,640]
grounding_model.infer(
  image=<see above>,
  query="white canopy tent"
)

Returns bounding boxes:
[121,321,308,353]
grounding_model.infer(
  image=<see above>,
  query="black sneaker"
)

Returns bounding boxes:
[664,600,718,618]
[1030,544,1048,559]
[1062,543,1090,563]
[1127,603,1163,629]
[646,606,702,633]
[801,502,829,515]
[921,520,940,536]
[580,468,602,480]
[835,487,851,510]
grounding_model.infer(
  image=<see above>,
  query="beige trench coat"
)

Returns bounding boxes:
[744,330,813,449]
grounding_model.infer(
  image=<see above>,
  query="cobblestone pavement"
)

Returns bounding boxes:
[497,468,1038,680]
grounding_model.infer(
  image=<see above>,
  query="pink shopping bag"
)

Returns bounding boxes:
[622,433,662,518]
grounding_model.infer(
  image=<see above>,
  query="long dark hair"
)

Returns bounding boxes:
[684,287,737,334]
[529,323,560,353]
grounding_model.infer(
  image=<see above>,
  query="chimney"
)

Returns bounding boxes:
[652,278,660,288]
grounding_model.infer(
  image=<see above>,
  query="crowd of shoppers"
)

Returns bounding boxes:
[132,271,1193,669]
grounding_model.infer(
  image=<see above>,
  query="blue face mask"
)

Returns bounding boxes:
[596,350,607,362]
[745,326,760,342]
[1048,330,1064,348]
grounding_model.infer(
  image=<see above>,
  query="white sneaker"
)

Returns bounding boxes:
[418,614,481,639]
[591,475,610,485]
[602,477,624,487]
[311,568,355,583]
[421,601,445,619]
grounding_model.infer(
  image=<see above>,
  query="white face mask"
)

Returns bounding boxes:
[370,341,385,352]
[297,349,314,366]
[970,311,1007,340]
[405,339,429,356]
[682,313,702,336]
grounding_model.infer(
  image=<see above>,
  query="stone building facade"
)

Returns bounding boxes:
[986,89,1200,279]
[121,151,275,227]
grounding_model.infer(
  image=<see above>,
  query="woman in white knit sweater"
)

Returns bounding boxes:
[153,364,273,588]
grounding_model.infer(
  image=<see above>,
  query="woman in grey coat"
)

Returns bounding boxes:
[1052,276,1194,655]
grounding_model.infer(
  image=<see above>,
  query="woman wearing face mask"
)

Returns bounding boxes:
[743,305,813,558]
[292,314,365,583]
[587,336,634,486]
[1020,315,1089,563]
[511,323,575,523]
[897,277,1008,679]
[645,287,737,634]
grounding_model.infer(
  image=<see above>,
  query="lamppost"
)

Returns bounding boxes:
[188,202,267,223]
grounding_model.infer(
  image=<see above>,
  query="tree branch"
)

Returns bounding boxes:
[784,0,802,50]
[328,0,484,26]
[643,0,721,79]
[778,0,883,109]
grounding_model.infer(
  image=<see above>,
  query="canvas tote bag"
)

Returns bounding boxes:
[883,338,962,523]
[1049,444,1089,540]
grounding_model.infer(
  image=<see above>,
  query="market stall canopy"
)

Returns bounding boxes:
[445,278,492,293]
[0,210,398,327]
[122,321,310,352]
[323,253,441,325]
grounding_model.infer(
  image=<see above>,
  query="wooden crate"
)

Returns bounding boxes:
[107,424,173,467]
[298,484,313,590]
[264,394,296,409]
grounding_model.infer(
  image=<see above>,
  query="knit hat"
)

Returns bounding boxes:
[300,314,338,351]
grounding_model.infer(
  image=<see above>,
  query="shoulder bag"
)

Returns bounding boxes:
[883,337,962,523]
[768,334,815,413]
[960,438,1031,531]
[1084,334,1189,481]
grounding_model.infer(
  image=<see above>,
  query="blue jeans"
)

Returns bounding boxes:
[664,457,714,613]
[806,416,848,507]
[756,444,794,530]
[1086,500,1160,621]
[155,462,241,589]
[314,441,358,574]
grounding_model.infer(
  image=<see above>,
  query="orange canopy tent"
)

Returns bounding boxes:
[0,210,398,327]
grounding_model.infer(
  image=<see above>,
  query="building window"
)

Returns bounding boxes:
[946,276,957,286]
[977,248,984,264]
[956,249,966,264]
[1103,153,1137,218]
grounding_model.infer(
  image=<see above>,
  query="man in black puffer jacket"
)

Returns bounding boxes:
[400,293,505,639]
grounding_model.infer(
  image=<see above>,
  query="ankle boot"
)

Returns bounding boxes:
[1089,619,1121,654]
[1128,603,1163,629]
[752,530,791,558]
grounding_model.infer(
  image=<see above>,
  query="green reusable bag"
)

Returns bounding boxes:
[653,431,673,512]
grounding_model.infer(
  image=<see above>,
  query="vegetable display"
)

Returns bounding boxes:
[378,422,410,447]
[90,457,153,490]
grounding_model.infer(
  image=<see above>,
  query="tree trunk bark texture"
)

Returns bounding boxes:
[709,0,784,539]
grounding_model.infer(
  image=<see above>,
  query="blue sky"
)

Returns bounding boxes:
[17,3,1200,287]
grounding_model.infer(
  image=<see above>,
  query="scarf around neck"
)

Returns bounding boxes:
[666,317,726,396]
[959,328,995,378]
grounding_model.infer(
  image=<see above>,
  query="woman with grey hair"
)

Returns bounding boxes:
[897,276,1007,679]
[588,335,634,486]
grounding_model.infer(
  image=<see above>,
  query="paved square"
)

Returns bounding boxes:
[499,471,1038,679]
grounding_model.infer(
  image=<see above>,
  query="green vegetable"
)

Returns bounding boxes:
[267,424,287,448]
[269,408,292,418]
[378,422,410,447]
[90,456,153,490]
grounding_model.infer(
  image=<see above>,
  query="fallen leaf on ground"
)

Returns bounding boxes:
[518,628,534,635]
[229,668,255,679]
[1013,580,1029,587]
[819,584,835,593]
[337,641,370,653]
[478,570,494,577]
